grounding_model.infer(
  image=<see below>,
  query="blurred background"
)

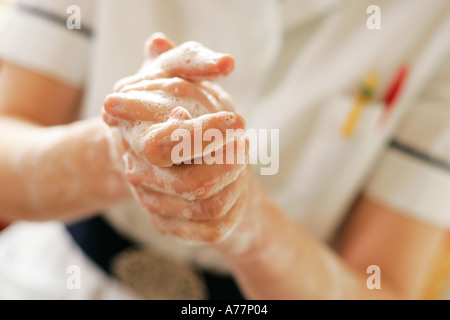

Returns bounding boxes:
[0,0,12,35]
[0,0,11,17]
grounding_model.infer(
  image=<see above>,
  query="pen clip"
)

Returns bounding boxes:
[341,72,379,138]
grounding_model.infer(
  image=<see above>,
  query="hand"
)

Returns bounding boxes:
[103,33,251,243]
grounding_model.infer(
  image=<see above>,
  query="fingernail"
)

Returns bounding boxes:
[145,32,175,58]
[221,112,245,129]
[104,93,126,114]
[216,55,235,76]
[169,106,192,121]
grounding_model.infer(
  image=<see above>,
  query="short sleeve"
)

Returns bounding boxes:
[365,55,450,228]
[0,0,95,87]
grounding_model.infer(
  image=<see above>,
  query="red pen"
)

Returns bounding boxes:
[379,64,410,124]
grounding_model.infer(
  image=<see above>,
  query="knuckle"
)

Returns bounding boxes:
[202,201,226,219]
[149,215,169,235]
[125,173,141,187]
[203,233,224,244]
[144,139,167,166]
[183,194,227,220]
[164,77,188,91]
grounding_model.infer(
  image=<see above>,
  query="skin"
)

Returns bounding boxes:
[0,63,131,222]
[0,32,446,299]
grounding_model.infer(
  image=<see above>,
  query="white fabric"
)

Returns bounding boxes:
[0,0,450,299]
[395,54,450,165]
[365,46,450,228]
[0,222,138,299]
[367,149,450,228]
[15,0,94,28]
[0,3,90,86]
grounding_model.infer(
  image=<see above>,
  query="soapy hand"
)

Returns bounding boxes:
[103,33,251,243]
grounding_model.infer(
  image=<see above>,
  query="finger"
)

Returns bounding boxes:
[113,67,171,94]
[159,41,235,82]
[102,92,198,125]
[144,32,176,59]
[114,41,234,91]
[127,138,249,200]
[119,77,222,113]
[102,110,120,127]
[169,106,192,121]
[143,111,246,167]
[149,190,247,243]
[135,165,251,221]
[113,33,175,91]
[104,91,163,123]
[198,81,235,112]
[113,74,146,93]
[106,78,225,124]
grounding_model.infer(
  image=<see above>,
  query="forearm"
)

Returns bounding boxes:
[0,115,131,222]
[216,181,402,300]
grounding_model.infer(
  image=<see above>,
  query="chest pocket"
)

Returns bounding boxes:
[294,92,387,240]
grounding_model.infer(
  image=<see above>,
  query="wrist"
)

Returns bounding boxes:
[26,118,132,219]
[213,180,300,290]
[75,117,132,204]
[214,179,283,261]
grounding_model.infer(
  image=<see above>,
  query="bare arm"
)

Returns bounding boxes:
[337,196,445,299]
[0,62,131,223]
[215,180,445,299]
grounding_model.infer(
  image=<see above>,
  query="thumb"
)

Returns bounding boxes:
[158,41,235,82]
[144,32,176,59]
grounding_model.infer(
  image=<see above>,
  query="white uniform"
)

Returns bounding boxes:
[0,0,449,299]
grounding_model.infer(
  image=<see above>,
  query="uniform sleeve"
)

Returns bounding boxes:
[365,55,450,228]
[0,0,95,87]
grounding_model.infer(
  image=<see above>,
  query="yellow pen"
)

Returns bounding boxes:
[341,72,379,138]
